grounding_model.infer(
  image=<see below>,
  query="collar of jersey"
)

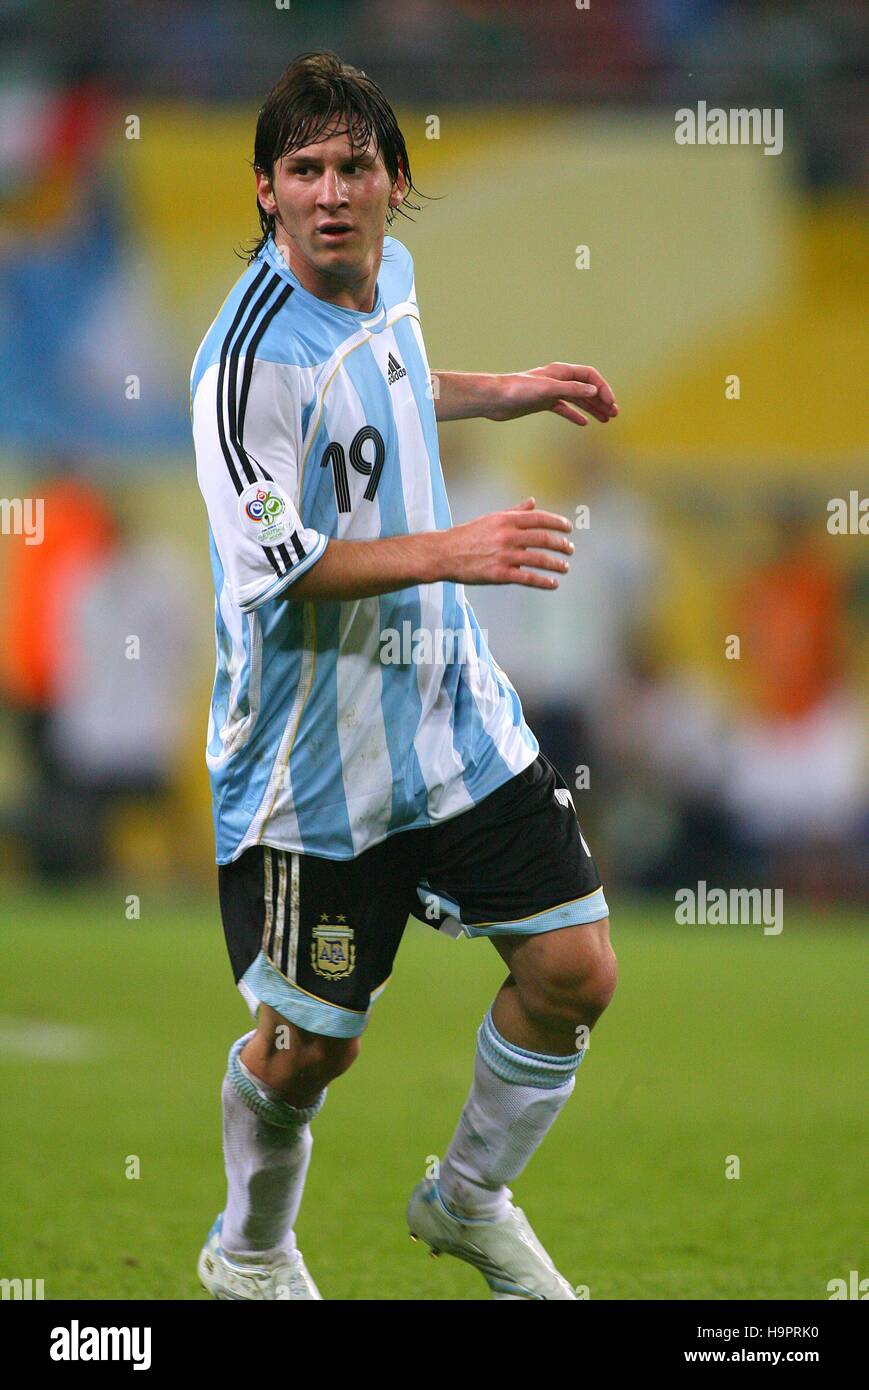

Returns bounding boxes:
[261,235,387,332]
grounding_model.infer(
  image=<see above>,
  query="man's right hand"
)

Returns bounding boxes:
[437,497,574,589]
[284,498,574,602]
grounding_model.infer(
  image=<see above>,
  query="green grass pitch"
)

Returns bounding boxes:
[0,887,864,1300]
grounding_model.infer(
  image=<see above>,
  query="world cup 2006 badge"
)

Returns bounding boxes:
[311,916,356,980]
[238,481,295,547]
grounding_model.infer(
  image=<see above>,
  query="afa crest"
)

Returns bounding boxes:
[311,916,356,980]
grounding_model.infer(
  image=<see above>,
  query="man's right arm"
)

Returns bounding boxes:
[286,498,575,601]
[192,340,573,607]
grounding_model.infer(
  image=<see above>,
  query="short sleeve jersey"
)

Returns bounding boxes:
[190,232,538,863]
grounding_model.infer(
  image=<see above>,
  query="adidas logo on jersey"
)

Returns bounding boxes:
[387,352,406,385]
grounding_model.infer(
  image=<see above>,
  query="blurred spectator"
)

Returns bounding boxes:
[735,501,845,722]
[0,480,196,878]
[723,503,866,891]
[0,474,114,712]
[443,442,660,810]
[48,532,196,791]
[603,640,742,889]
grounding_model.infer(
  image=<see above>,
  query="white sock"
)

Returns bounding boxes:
[220,1031,325,1261]
[437,1007,585,1221]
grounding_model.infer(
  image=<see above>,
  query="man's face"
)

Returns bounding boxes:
[256,125,405,283]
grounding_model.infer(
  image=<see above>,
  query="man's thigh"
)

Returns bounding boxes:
[409,751,609,940]
[218,837,419,1039]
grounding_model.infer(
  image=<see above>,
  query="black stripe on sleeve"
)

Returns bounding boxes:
[288,531,307,563]
[236,283,294,449]
[217,269,303,586]
[227,277,298,579]
[215,265,271,496]
[226,274,287,487]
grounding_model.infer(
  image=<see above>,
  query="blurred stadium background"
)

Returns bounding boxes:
[0,0,866,1300]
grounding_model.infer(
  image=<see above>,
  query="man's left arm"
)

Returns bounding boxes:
[430,363,618,427]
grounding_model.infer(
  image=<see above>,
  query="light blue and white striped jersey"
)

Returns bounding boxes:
[191,231,538,863]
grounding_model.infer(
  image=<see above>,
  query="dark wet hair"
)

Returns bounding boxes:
[241,50,423,262]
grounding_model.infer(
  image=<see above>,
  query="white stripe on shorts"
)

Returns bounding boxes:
[272,850,288,971]
[288,853,301,982]
[261,847,274,952]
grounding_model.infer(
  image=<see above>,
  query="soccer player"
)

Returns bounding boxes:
[191,50,618,1301]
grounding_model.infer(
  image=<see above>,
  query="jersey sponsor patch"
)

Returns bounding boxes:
[238,481,296,548]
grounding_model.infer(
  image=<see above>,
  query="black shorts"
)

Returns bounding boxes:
[218,751,608,1038]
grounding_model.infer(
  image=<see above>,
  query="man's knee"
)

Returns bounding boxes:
[247,1007,362,1092]
[516,920,617,1029]
[281,1028,361,1082]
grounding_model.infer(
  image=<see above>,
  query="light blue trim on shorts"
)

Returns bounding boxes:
[422,885,609,939]
[239,949,378,1039]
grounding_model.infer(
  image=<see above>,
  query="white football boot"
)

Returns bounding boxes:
[198,1214,322,1300]
[407,1178,577,1300]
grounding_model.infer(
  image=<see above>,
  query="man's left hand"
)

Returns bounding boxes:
[488,363,618,426]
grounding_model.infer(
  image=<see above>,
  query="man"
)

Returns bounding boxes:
[191,50,618,1301]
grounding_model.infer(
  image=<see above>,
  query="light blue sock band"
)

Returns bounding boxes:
[227,1033,326,1128]
[477,1008,586,1089]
